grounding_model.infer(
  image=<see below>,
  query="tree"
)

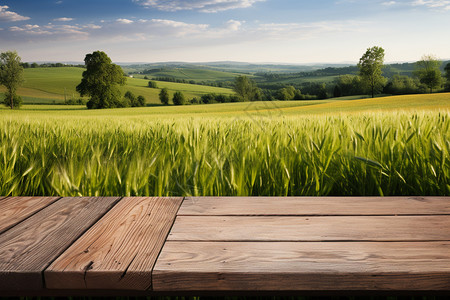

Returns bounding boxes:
[172,91,186,105]
[148,81,158,88]
[357,46,386,98]
[233,75,261,101]
[123,90,135,107]
[444,62,450,91]
[76,51,126,109]
[159,88,169,105]
[414,55,443,93]
[0,51,24,109]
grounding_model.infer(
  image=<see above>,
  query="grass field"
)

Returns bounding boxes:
[132,67,244,82]
[1,93,448,197]
[0,67,234,104]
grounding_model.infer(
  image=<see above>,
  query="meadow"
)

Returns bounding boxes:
[1,93,449,197]
[0,67,234,104]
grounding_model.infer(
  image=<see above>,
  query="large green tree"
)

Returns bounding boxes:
[357,46,386,98]
[0,51,24,109]
[414,55,443,94]
[233,75,261,101]
[76,51,126,109]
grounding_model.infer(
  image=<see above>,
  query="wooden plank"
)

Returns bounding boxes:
[0,197,60,234]
[0,197,120,291]
[167,216,450,242]
[180,197,450,216]
[153,241,450,291]
[45,197,183,291]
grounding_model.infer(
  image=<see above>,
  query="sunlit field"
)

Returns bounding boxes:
[1,95,448,196]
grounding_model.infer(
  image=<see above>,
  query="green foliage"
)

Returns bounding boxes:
[76,51,126,109]
[123,91,145,107]
[277,86,296,100]
[137,95,146,107]
[383,75,423,95]
[0,51,24,109]
[159,88,169,105]
[0,112,448,197]
[444,63,450,91]
[233,75,261,101]
[148,80,158,88]
[414,55,443,93]
[2,92,22,108]
[172,91,186,105]
[358,46,386,98]
[334,75,364,97]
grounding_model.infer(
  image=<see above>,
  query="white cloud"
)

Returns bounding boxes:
[0,5,30,22]
[225,19,243,31]
[134,0,264,12]
[116,18,134,24]
[411,0,450,9]
[382,1,397,5]
[53,17,74,22]
[83,24,102,29]
[8,23,89,39]
[9,24,50,35]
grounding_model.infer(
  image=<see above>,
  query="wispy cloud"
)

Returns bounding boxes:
[53,17,74,22]
[0,5,30,22]
[116,18,134,24]
[134,0,264,12]
[256,20,367,40]
[411,0,450,10]
[7,23,88,39]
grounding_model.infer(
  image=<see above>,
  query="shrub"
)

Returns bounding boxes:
[172,91,186,105]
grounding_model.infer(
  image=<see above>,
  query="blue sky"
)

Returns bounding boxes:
[0,0,449,63]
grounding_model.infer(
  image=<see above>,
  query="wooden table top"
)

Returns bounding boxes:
[0,196,449,295]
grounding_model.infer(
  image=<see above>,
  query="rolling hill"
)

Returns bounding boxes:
[0,67,234,105]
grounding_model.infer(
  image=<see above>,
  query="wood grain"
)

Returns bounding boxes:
[180,197,450,216]
[45,197,183,291]
[0,197,60,234]
[0,197,120,291]
[168,216,450,242]
[153,241,450,291]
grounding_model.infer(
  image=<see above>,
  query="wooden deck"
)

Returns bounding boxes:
[0,196,449,295]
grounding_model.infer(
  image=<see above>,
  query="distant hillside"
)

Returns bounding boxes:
[0,67,234,105]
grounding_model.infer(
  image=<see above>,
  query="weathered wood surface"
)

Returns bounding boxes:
[0,196,449,293]
[45,197,183,290]
[154,241,450,291]
[155,196,450,292]
[180,196,450,216]
[167,216,450,242]
[0,197,120,291]
[0,197,60,234]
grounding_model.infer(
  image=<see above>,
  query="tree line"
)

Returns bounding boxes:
[1,49,450,109]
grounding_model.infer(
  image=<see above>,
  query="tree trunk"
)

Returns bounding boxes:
[10,91,13,110]
[371,85,375,98]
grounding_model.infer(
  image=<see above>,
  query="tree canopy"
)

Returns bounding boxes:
[76,51,126,109]
[172,91,186,105]
[0,51,24,109]
[444,62,450,91]
[233,75,261,101]
[159,88,169,105]
[414,55,443,93]
[358,46,386,98]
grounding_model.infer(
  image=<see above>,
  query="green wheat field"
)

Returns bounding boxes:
[1,94,449,197]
